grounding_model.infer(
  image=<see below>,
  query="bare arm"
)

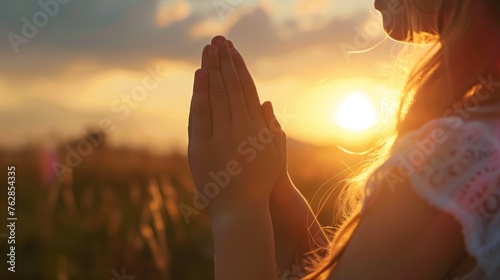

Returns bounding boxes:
[270,174,329,276]
[213,206,278,280]
[328,174,466,280]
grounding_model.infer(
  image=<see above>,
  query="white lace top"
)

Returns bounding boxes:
[361,115,500,280]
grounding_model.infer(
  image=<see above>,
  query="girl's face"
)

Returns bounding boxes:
[374,0,443,42]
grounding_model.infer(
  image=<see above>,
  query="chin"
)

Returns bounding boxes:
[387,31,412,42]
[384,26,412,42]
[387,27,439,43]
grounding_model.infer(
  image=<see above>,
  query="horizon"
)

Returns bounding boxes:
[0,0,404,152]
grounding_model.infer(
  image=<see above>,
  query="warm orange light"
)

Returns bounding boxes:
[333,91,377,132]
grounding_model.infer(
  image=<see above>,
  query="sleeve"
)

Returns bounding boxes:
[361,116,500,278]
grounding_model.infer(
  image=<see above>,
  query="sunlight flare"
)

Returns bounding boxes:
[334,92,377,132]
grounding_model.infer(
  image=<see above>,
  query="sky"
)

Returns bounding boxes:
[0,0,406,152]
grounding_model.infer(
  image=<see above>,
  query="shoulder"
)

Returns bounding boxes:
[362,116,500,278]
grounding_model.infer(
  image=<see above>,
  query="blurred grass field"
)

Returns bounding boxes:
[0,131,364,280]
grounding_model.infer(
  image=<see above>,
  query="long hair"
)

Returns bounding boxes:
[305,1,500,278]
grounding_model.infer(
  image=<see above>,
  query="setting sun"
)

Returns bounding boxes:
[334,92,377,132]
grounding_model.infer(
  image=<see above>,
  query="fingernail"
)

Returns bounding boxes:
[214,36,227,47]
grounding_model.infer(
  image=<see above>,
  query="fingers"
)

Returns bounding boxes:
[228,40,262,120]
[262,101,282,151]
[201,44,231,135]
[189,69,212,142]
[281,131,287,164]
[279,131,289,175]
[211,36,249,121]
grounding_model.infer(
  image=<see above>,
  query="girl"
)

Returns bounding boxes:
[187,0,500,279]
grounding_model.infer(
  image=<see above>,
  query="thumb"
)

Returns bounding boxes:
[261,101,282,152]
[281,131,287,160]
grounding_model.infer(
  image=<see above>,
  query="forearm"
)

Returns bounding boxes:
[212,205,278,280]
[270,179,329,275]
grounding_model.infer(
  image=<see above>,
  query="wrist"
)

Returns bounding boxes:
[270,174,296,206]
[211,203,277,280]
[210,199,269,223]
[212,204,271,227]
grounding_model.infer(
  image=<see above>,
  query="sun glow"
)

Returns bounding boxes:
[334,92,377,132]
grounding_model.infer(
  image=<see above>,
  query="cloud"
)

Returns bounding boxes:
[0,0,389,80]
[0,0,402,149]
[155,0,192,27]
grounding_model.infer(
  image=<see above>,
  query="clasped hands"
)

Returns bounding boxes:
[188,36,290,220]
